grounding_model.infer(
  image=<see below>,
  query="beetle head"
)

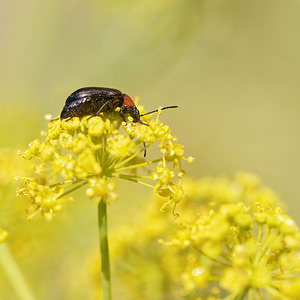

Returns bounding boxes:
[121,94,148,125]
[120,105,146,124]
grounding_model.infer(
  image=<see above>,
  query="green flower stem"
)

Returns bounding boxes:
[114,142,154,169]
[256,224,263,247]
[101,135,108,165]
[49,178,85,188]
[220,253,231,263]
[266,286,289,300]
[0,243,36,300]
[191,245,231,267]
[98,199,111,300]
[115,158,161,172]
[255,227,271,266]
[248,289,254,300]
[112,173,155,189]
[115,174,153,180]
[255,288,263,300]
[224,292,241,300]
[56,181,87,200]
[234,287,249,300]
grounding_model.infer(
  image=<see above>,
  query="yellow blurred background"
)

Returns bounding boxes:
[1,0,300,299]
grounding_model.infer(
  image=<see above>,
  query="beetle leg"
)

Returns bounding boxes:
[59,117,73,129]
[143,142,147,157]
[75,100,87,114]
[64,116,73,121]
[50,117,60,122]
[95,100,110,115]
[87,100,111,120]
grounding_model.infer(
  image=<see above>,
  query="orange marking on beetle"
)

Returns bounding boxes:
[123,94,135,107]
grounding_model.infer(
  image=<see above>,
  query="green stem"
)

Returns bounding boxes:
[256,227,275,267]
[248,288,254,300]
[112,173,155,189]
[266,286,290,300]
[115,158,161,172]
[115,174,153,180]
[56,181,87,200]
[0,243,36,300]
[114,142,154,169]
[98,200,111,300]
[234,287,249,300]
[191,245,232,267]
[49,178,85,188]
[255,288,263,300]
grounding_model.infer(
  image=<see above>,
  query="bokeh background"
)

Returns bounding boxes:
[1,0,300,299]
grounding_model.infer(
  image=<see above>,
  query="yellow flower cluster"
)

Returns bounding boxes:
[17,106,191,220]
[81,172,300,300]
[166,173,300,299]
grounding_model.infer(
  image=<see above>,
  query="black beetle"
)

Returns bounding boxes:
[60,87,177,124]
[60,87,177,157]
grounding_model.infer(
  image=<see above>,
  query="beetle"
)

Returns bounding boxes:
[60,87,177,156]
[60,87,177,123]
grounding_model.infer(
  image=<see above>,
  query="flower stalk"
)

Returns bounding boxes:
[0,243,36,300]
[98,199,111,300]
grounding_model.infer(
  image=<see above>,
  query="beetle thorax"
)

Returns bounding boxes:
[120,94,141,123]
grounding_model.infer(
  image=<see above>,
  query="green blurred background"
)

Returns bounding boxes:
[1,0,300,217]
[1,0,300,298]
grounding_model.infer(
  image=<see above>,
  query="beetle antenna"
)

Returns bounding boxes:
[140,105,178,117]
[50,117,60,122]
[138,120,149,126]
